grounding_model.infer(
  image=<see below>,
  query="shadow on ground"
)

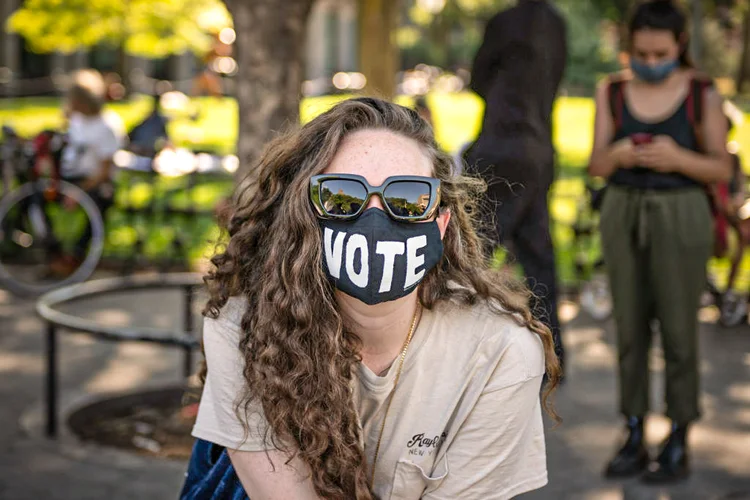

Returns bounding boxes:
[0,280,748,500]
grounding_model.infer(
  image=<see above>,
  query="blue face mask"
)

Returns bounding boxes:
[630,59,679,83]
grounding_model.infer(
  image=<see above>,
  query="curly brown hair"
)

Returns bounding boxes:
[202,97,560,499]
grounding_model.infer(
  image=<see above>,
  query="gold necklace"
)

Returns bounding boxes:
[369,303,421,488]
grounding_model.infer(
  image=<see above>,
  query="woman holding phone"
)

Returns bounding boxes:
[588,0,731,484]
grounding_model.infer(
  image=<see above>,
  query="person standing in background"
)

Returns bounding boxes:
[588,0,730,483]
[466,0,568,374]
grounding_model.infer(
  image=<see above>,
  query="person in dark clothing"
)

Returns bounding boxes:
[466,0,567,372]
[127,94,170,158]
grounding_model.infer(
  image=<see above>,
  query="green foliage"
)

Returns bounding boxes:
[397,0,619,90]
[702,17,739,77]
[7,93,750,283]
[455,0,507,16]
[588,0,634,22]
[556,0,619,92]
[7,0,231,57]
[398,0,514,69]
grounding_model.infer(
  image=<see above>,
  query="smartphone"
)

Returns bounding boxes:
[631,133,653,146]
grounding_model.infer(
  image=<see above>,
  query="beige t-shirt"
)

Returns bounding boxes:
[192,297,548,500]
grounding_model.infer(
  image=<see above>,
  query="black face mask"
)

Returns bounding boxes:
[319,208,444,305]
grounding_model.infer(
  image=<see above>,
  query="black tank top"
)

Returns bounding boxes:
[610,92,701,190]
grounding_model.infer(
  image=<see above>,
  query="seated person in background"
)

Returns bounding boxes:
[127,93,170,158]
[53,69,124,274]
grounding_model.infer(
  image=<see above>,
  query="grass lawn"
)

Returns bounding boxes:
[2,93,748,288]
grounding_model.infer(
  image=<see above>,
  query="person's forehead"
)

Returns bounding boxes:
[632,30,677,49]
[323,129,433,185]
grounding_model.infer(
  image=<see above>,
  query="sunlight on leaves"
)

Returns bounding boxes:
[8,0,230,57]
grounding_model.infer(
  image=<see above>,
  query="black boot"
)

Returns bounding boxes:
[642,422,690,484]
[604,416,650,478]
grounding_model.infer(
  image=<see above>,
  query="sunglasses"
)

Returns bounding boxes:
[310,174,441,222]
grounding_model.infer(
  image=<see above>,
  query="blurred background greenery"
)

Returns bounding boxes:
[3,0,750,287]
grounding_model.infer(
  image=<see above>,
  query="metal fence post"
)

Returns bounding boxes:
[183,285,195,379]
[45,322,57,438]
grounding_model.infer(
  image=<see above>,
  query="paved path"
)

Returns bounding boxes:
[0,280,748,500]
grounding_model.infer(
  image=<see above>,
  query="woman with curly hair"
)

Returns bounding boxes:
[182,97,560,500]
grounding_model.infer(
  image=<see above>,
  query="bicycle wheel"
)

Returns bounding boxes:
[0,179,105,296]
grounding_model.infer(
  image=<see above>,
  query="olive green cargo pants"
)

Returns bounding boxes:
[600,185,713,424]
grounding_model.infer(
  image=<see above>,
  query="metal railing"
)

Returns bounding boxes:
[36,272,204,438]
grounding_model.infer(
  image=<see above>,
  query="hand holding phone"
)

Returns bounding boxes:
[612,138,637,169]
[630,133,653,146]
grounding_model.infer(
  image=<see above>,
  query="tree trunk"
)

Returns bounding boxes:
[617,21,629,60]
[611,0,630,65]
[358,0,398,98]
[736,9,750,94]
[430,10,450,69]
[690,0,703,68]
[116,45,131,98]
[224,0,315,181]
[117,45,127,80]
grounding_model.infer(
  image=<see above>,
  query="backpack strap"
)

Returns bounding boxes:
[686,75,713,151]
[691,74,729,255]
[607,79,625,131]
[606,72,631,131]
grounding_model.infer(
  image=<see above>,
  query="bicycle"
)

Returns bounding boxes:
[0,127,105,296]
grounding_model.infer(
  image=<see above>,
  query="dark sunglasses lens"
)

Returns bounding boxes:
[319,179,367,216]
[383,181,432,218]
